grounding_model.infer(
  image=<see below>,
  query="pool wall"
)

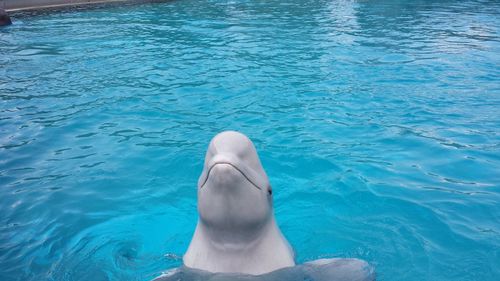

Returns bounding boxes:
[2,0,132,11]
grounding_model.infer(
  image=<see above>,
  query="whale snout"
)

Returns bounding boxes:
[201,160,263,190]
[206,163,243,187]
[206,154,240,174]
[198,152,266,191]
[197,131,272,197]
[210,163,235,174]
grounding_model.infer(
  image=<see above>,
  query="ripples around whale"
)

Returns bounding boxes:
[1,0,499,281]
[155,259,374,281]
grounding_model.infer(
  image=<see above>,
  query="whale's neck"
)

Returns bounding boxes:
[183,216,295,275]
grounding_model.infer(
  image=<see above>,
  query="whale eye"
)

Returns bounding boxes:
[268,186,272,195]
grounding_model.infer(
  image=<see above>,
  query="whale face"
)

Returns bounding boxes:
[197,131,272,236]
[184,131,295,274]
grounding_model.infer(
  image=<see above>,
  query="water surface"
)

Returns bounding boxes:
[1,0,499,280]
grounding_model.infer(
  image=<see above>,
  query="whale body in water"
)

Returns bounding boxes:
[155,131,374,281]
[155,258,374,281]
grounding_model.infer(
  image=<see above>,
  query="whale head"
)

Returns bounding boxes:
[197,131,273,235]
[184,131,295,274]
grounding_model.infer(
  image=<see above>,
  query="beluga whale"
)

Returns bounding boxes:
[184,130,295,274]
[155,131,375,281]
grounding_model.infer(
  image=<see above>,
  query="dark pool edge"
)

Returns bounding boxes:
[0,7,11,25]
[1,0,167,12]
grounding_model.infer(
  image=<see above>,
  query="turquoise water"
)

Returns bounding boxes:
[1,0,499,280]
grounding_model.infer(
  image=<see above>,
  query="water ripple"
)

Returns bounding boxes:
[1,0,499,281]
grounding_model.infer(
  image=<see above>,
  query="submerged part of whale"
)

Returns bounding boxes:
[0,9,12,26]
[154,258,375,281]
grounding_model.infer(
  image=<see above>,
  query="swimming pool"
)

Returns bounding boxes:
[0,0,499,280]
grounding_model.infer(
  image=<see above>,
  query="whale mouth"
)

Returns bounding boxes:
[199,162,263,191]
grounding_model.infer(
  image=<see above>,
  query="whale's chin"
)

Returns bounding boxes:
[197,163,271,232]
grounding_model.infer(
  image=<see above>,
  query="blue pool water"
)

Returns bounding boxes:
[1,0,499,280]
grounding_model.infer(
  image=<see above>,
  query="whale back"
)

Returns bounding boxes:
[155,258,375,281]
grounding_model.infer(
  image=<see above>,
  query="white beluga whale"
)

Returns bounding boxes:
[184,130,295,274]
[155,131,374,281]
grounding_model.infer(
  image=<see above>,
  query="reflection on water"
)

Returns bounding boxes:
[0,0,499,280]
